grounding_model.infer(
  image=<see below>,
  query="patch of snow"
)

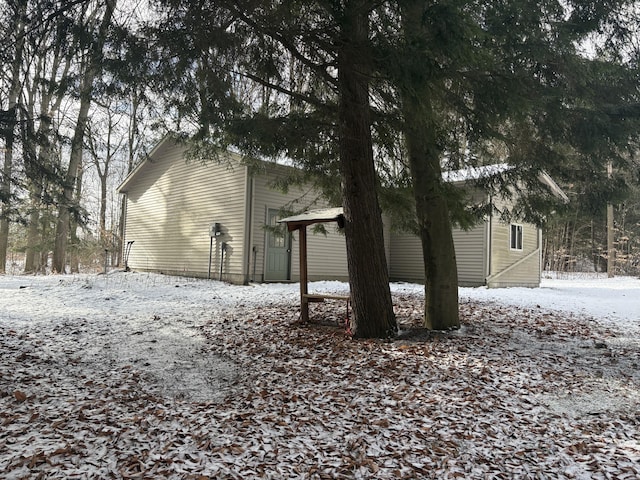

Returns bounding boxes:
[1,271,638,478]
[461,274,640,338]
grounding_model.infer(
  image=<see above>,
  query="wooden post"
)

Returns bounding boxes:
[607,161,615,278]
[299,225,309,322]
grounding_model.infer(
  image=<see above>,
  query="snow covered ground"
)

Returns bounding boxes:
[1,271,638,479]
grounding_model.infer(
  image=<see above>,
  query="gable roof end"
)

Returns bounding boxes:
[117,135,176,194]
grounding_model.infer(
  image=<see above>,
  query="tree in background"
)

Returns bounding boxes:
[150,0,397,338]
[19,0,79,274]
[1,0,155,274]
[371,0,640,328]
[543,163,640,275]
[0,0,27,274]
[539,2,640,277]
[52,0,117,273]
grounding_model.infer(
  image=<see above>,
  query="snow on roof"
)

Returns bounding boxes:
[443,163,569,202]
[538,170,570,203]
[441,163,513,183]
[279,207,344,226]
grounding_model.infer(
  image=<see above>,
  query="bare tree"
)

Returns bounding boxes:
[21,1,77,273]
[86,101,125,246]
[52,0,117,273]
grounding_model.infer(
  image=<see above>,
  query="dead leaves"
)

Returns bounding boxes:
[13,390,27,402]
[1,287,639,479]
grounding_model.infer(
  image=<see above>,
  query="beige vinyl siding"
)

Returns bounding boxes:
[122,144,248,282]
[382,215,392,273]
[452,226,487,286]
[455,189,490,286]
[389,233,423,282]
[249,166,348,282]
[484,189,542,287]
[389,226,487,286]
[487,219,541,287]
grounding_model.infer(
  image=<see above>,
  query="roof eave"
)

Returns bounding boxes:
[538,171,570,203]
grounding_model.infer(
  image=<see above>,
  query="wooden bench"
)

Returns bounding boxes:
[302,293,351,323]
[303,293,350,302]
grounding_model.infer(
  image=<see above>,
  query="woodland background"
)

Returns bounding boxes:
[1,0,640,278]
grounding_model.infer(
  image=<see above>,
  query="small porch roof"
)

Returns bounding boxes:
[279,207,345,231]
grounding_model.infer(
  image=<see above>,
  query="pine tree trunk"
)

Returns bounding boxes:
[400,0,459,330]
[337,0,396,338]
[0,3,26,273]
[405,126,460,330]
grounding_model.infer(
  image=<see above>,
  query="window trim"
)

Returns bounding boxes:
[510,223,523,251]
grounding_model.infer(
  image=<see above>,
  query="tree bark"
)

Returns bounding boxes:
[400,0,459,330]
[24,186,43,273]
[0,2,27,273]
[69,160,84,274]
[337,0,396,338]
[607,161,615,277]
[405,125,460,329]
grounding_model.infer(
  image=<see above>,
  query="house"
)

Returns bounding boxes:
[117,136,350,284]
[389,165,569,288]
[117,136,567,287]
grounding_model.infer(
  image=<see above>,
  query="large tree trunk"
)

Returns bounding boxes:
[400,0,459,330]
[337,0,396,338]
[69,161,84,274]
[0,2,27,273]
[405,127,460,330]
[52,95,90,273]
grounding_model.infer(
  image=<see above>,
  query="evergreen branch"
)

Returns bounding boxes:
[238,70,335,113]
[218,1,338,88]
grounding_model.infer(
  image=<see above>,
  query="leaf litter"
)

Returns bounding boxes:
[0,272,638,479]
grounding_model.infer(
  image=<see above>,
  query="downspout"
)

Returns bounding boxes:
[120,193,128,268]
[242,167,255,284]
[485,194,493,285]
[538,227,543,284]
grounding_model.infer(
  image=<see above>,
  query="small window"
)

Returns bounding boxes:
[268,213,285,248]
[510,224,523,251]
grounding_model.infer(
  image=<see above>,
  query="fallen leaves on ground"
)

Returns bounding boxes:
[1,287,639,479]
